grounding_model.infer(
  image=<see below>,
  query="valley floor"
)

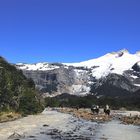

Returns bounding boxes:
[0,109,140,140]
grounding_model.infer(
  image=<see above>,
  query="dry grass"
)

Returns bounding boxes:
[121,115,140,125]
[59,108,112,122]
[0,112,21,123]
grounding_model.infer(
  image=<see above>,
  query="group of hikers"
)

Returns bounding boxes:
[91,104,110,115]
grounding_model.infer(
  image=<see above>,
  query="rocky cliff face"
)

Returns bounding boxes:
[20,66,91,97]
[16,50,140,97]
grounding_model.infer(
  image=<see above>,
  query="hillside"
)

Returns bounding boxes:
[0,57,42,115]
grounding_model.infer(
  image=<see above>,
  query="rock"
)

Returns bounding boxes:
[132,62,140,72]
[28,135,36,138]
[8,132,24,139]
[43,124,49,127]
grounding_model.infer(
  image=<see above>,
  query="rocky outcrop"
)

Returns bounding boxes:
[132,62,140,72]
[22,66,91,96]
[90,73,140,97]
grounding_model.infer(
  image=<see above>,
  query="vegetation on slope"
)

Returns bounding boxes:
[0,57,43,116]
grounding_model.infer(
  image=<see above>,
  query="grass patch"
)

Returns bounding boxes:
[0,112,21,123]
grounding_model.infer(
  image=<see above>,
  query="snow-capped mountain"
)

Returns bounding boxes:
[64,49,140,79]
[16,49,140,97]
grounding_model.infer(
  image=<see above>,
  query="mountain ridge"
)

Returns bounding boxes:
[15,49,140,97]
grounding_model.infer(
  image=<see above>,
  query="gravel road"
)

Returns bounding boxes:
[0,110,139,140]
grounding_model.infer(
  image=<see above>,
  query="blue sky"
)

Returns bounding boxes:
[0,0,140,63]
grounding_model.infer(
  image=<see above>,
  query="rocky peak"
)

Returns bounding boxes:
[118,49,129,53]
[116,49,129,57]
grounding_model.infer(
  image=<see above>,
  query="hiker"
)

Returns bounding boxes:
[91,105,99,114]
[104,104,110,115]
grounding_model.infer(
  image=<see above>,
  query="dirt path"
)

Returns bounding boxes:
[0,110,139,140]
